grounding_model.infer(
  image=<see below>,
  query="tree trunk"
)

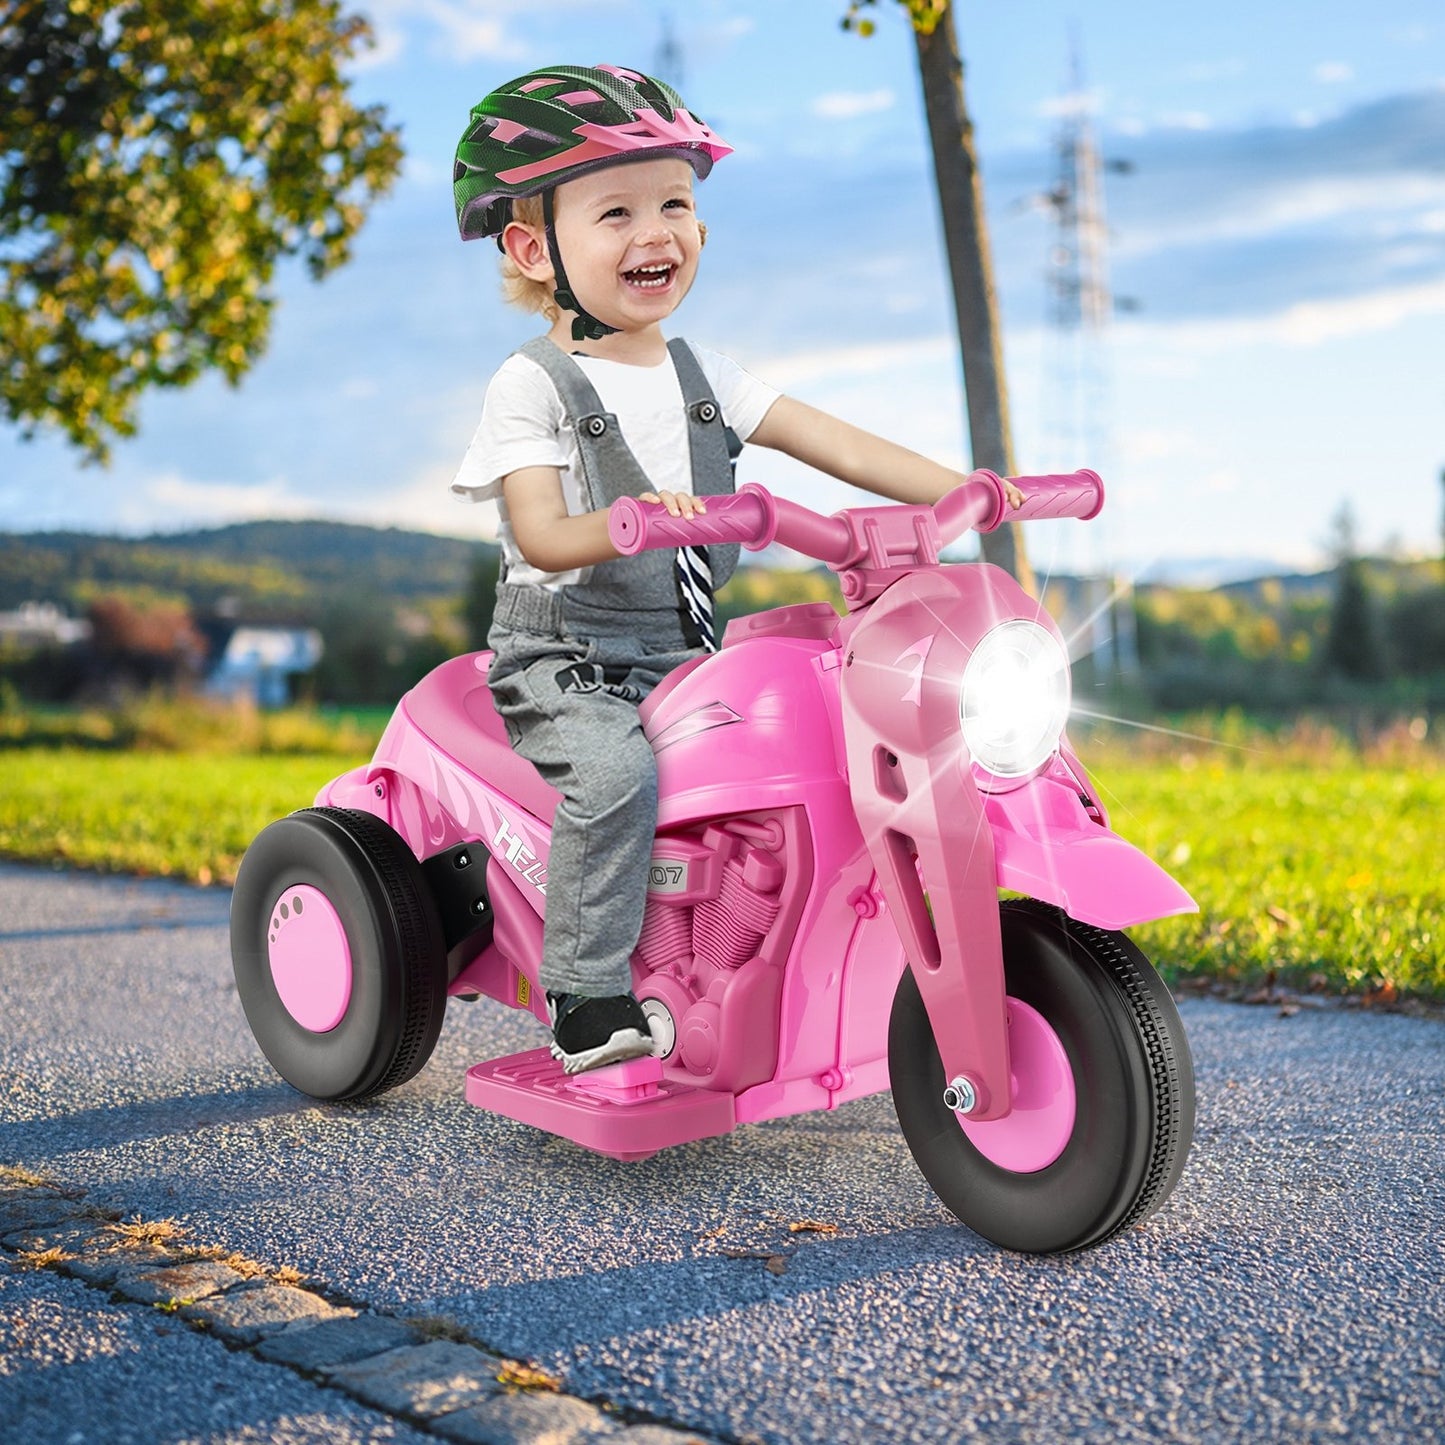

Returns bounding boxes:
[913,7,1035,593]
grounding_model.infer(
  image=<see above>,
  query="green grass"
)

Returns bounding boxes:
[1084,754,1443,1001]
[0,751,353,886]
[0,728,1440,1002]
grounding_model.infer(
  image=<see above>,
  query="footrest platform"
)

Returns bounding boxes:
[465,1048,736,1161]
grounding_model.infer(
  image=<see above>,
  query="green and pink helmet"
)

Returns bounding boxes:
[453,63,733,243]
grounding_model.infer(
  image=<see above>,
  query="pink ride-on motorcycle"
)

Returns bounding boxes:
[231,467,1197,1254]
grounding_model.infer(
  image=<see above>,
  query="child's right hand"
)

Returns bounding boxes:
[638,489,708,519]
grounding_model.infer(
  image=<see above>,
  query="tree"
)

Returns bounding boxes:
[462,546,501,652]
[844,0,1034,590]
[1,0,402,461]
[1322,503,1385,682]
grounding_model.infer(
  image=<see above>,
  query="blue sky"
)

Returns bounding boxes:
[2,0,1443,579]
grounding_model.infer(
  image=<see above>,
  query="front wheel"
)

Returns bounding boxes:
[231,807,448,1101]
[889,899,1194,1253]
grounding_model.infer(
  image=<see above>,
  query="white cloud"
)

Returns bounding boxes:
[750,335,954,391]
[812,88,896,121]
[1112,173,1445,258]
[1314,61,1355,85]
[349,465,499,541]
[415,0,526,62]
[701,15,756,45]
[356,0,535,68]
[134,474,319,530]
[1117,274,1445,351]
[1117,428,1197,463]
[1181,58,1247,83]
[1038,88,1105,121]
[1160,111,1214,131]
[1202,468,1242,494]
[134,466,496,542]
[349,22,407,73]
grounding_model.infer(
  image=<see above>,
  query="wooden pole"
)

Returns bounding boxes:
[913,5,1035,592]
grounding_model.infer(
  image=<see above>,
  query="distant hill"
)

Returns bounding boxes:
[0,520,499,618]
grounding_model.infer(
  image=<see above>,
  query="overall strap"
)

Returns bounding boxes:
[665,338,741,589]
[509,336,675,619]
[514,337,652,512]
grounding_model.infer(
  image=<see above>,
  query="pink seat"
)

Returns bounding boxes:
[400,652,561,823]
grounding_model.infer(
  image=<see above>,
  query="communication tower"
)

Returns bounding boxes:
[1038,36,1138,678]
[653,13,684,89]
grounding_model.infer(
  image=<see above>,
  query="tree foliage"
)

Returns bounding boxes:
[841,0,948,37]
[0,0,403,461]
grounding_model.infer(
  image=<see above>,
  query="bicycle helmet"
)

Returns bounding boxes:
[454,63,732,339]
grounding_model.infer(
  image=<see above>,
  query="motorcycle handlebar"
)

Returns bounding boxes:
[607,470,1105,565]
[973,468,1105,531]
[609,483,856,563]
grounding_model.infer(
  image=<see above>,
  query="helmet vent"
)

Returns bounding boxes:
[508,127,563,158]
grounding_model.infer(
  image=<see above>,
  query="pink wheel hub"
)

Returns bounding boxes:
[266,884,352,1033]
[959,997,1075,1172]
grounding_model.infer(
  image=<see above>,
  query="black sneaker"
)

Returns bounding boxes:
[546,991,657,1075]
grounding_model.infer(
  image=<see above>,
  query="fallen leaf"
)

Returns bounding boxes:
[1265,906,1301,932]
[719,1247,792,1275]
[496,1361,561,1392]
[1361,979,1399,1008]
[788,1220,838,1236]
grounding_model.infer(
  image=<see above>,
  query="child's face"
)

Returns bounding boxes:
[546,158,702,334]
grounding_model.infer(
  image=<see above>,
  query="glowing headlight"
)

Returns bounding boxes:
[960,620,1071,779]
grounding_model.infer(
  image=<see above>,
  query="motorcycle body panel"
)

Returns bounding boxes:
[311,583,1194,1143]
[985,765,1196,929]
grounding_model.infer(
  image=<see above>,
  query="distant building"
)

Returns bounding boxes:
[204,624,324,708]
[0,601,92,648]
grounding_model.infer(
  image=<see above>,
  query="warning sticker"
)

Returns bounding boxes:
[516,972,531,1008]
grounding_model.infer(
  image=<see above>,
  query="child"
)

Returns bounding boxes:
[451,63,1019,1074]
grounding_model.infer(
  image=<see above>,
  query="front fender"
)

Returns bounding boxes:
[985,772,1196,929]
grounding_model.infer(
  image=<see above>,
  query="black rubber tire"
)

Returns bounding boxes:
[889,899,1195,1253]
[230,807,448,1101]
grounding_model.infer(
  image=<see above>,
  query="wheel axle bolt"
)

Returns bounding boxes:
[943,1076,978,1115]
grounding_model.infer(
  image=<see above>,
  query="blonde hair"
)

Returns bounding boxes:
[498,191,707,320]
[499,195,560,320]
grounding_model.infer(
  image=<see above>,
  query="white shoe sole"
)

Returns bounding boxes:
[550,1025,656,1075]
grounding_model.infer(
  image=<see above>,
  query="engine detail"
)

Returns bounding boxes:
[634,816,793,1091]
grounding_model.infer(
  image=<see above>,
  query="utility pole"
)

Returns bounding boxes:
[912,7,1035,593]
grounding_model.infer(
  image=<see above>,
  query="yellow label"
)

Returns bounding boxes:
[516,972,531,1008]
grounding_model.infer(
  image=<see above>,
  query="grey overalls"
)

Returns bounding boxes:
[486,336,740,997]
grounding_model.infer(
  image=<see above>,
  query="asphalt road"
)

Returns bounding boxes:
[1,860,1442,1444]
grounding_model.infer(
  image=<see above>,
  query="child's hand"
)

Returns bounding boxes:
[639,490,708,519]
[1004,478,1024,509]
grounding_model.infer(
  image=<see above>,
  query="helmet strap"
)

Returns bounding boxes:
[542,188,619,343]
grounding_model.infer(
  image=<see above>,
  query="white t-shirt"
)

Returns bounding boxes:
[451,341,781,590]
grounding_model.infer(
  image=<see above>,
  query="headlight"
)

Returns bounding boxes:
[960,620,1071,780]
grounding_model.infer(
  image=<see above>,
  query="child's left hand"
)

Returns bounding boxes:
[1004,478,1024,509]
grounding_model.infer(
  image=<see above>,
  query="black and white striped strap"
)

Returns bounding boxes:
[675,543,717,652]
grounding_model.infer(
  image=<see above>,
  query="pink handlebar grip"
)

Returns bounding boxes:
[608,484,778,556]
[974,468,1105,530]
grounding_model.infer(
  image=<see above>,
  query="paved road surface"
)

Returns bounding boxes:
[1,861,1442,1443]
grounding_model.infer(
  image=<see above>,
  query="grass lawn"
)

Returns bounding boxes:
[1,736,1441,1002]
[1083,754,1442,1001]
[0,751,347,887]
